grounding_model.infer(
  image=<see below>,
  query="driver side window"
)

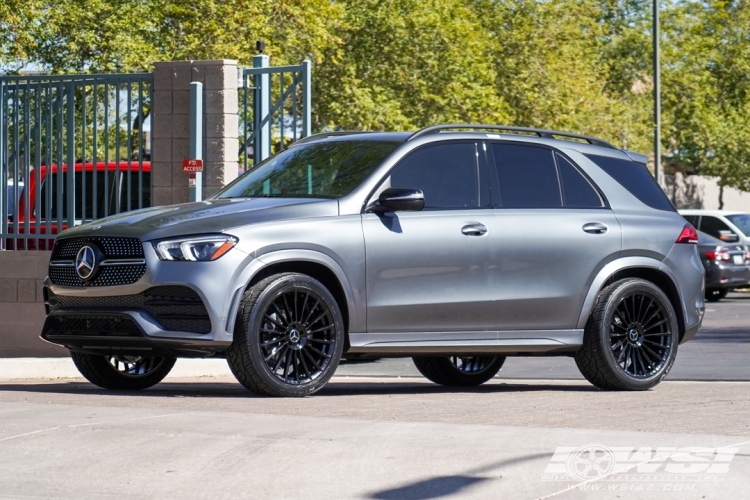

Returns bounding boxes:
[388,142,488,209]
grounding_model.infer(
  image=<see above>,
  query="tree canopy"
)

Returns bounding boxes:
[2,0,750,198]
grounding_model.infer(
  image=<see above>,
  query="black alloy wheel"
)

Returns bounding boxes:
[608,291,673,379]
[70,351,176,390]
[227,273,344,397]
[259,288,337,385]
[575,278,679,390]
[449,356,499,376]
[412,355,505,386]
[107,356,168,377]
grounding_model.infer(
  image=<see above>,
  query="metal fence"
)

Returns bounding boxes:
[239,56,311,170]
[0,73,152,250]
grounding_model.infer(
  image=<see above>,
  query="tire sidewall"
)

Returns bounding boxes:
[242,274,345,396]
[597,280,679,389]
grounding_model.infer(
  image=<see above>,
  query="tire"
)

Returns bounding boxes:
[70,351,176,390]
[705,288,728,302]
[226,273,345,397]
[575,278,679,391]
[412,356,505,386]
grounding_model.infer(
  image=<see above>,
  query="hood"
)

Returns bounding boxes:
[59,197,340,241]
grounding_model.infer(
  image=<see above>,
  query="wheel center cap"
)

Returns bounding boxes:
[627,328,639,342]
[289,329,301,343]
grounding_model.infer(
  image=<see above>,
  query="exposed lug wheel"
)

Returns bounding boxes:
[575,278,679,391]
[70,351,176,390]
[412,355,505,386]
[227,273,345,397]
[705,288,728,302]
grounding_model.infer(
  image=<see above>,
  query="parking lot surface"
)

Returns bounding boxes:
[1,293,749,499]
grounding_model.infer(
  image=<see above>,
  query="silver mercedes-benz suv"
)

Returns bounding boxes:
[41,125,705,396]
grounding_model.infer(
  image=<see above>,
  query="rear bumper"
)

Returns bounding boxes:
[705,264,750,289]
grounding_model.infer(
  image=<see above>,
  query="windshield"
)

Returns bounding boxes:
[216,140,402,199]
[726,214,750,237]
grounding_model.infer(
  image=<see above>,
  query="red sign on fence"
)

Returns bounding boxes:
[182,159,204,172]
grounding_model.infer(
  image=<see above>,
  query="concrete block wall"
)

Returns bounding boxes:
[152,60,239,206]
[0,251,66,357]
[664,173,750,211]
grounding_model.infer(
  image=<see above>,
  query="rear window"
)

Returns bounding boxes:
[584,154,675,212]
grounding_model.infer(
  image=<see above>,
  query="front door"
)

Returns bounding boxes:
[362,141,495,333]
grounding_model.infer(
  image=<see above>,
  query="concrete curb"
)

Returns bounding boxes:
[0,358,233,380]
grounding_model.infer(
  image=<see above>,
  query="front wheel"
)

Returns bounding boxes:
[575,278,679,391]
[412,356,505,386]
[227,273,345,397]
[70,352,176,390]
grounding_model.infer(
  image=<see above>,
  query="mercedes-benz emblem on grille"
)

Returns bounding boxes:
[75,246,97,280]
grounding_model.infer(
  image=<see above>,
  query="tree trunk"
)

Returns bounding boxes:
[719,184,725,210]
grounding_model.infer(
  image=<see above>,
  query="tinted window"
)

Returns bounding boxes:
[700,216,736,241]
[683,214,700,227]
[556,154,604,208]
[491,144,561,208]
[726,214,750,237]
[217,140,401,199]
[117,172,151,213]
[389,142,485,209]
[584,154,675,211]
[38,171,150,221]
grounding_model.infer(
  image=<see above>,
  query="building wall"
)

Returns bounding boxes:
[664,173,750,211]
[0,251,66,357]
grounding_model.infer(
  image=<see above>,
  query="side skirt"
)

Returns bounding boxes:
[347,329,583,356]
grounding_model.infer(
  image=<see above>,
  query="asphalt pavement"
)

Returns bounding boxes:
[1,292,749,499]
[335,291,750,381]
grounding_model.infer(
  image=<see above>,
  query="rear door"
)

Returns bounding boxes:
[482,142,622,330]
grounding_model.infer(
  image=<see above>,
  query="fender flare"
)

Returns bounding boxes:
[576,256,681,329]
[230,249,361,335]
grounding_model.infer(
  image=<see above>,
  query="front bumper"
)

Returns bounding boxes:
[41,239,255,356]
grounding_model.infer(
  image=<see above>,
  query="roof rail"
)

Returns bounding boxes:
[289,131,373,147]
[408,124,616,149]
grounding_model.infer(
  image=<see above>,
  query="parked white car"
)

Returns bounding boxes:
[680,210,750,246]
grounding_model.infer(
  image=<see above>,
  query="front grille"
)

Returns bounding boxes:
[49,237,146,287]
[46,286,211,334]
[52,237,144,259]
[45,315,143,337]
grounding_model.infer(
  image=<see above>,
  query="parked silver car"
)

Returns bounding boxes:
[41,125,705,396]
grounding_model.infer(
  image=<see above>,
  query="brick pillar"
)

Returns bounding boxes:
[152,60,239,206]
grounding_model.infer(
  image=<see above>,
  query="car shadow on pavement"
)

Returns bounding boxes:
[0,378,598,398]
[692,328,750,343]
[367,452,551,500]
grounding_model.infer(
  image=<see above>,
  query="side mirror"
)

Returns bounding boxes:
[719,230,740,243]
[369,187,425,213]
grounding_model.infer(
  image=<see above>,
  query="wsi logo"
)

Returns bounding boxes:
[542,444,740,482]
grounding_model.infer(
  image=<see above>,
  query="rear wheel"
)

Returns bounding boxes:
[70,351,176,390]
[412,356,505,386]
[705,288,728,302]
[575,278,679,391]
[227,273,345,397]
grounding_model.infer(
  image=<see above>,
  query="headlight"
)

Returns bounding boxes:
[153,235,238,261]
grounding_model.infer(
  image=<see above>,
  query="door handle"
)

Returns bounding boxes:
[462,223,488,236]
[583,222,608,234]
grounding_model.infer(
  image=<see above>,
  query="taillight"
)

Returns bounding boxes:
[745,251,750,262]
[706,248,730,261]
[676,224,698,244]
